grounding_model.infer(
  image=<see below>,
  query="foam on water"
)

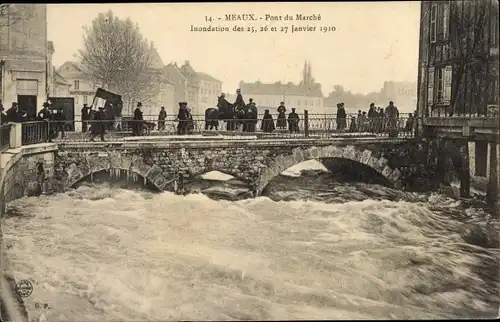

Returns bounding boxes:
[2,183,498,321]
[281,159,328,177]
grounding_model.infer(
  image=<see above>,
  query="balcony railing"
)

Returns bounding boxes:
[21,121,50,145]
[0,124,11,152]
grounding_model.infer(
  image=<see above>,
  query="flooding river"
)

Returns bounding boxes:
[1,161,499,321]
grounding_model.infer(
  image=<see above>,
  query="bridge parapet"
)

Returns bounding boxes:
[54,138,431,195]
[423,116,499,141]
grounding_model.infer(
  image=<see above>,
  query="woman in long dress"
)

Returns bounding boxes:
[261,109,275,133]
[276,102,287,129]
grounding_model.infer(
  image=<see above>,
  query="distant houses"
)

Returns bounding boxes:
[228,61,325,115]
[323,81,418,114]
[57,58,222,118]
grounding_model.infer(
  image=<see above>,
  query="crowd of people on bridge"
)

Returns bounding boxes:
[0,88,417,142]
[1,101,68,140]
[336,101,417,134]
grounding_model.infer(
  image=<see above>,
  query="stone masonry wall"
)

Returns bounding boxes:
[54,139,431,195]
[0,144,58,211]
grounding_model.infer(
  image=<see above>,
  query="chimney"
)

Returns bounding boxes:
[185,60,189,65]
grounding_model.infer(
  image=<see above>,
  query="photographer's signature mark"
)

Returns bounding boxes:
[15,280,33,298]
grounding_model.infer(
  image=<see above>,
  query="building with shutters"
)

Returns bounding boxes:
[177,60,222,116]
[0,4,50,117]
[416,0,499,117]
[58,47,176,117]
[57,61,99,109]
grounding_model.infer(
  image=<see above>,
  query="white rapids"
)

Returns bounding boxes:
[1,161,498,321]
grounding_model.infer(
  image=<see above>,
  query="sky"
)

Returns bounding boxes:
[47,2,421,96]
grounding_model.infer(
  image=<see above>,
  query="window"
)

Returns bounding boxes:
[436,68,444,103]
[435,66,452,104]
[83,95,88,104]
[74,80,80,90]
[444,66,452,104]
[430,4,437,43]
[439,2,449,41]
[491,13,498,46]
[427,67,435,105]
[488,78,499,104]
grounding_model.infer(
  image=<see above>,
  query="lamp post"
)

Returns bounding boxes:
[283,85,290,105]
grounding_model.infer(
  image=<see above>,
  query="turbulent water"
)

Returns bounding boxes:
[1,161,499,321]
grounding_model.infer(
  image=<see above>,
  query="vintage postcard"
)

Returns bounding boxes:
[0,1,499,321]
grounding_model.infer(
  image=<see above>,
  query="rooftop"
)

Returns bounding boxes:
[54,69,70,85]
[149,46,165,70]
[178,60,221,83]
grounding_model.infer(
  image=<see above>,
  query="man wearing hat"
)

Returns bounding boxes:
[233,89,245,111]
[336,102,347,130]
[6,102,19,123]
[89,106,106,142]
[81,103,91,132]
[176,101,191,135]
[38,102,52,120]
[132,102,144,136]
[288,107,300,133]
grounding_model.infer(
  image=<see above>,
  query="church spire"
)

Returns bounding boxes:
[302,61,308,84]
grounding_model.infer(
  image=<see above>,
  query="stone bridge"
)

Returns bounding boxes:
[55,138,431,195]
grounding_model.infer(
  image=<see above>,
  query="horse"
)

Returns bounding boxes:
[205,96,237,131]
[204,107,220,130]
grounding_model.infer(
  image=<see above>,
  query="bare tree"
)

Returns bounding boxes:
[449,0,493,116]
[77,10,161,108]
[0,4,34,27]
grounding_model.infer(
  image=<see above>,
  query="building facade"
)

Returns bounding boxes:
[178,61,222,115]
[163,62,188,115]
[57,61,98,109]
[416,0,499,117]
[58,60,176,118]
[237,61,324,115]
[0,4,48,117]
[52,68,71,97]
[379,81,418,113]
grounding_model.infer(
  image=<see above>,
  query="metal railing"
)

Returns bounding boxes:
[0,124,11,152]
[21,121,50,145]
[44,114,417,141]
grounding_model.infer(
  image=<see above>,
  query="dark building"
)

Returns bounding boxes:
[416,0,499,117]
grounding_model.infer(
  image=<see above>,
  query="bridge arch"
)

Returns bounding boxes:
[256,145,403,195]
[64,156,170,191]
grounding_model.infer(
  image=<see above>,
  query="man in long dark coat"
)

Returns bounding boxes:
[158,106,167,131]
[132,102,144,136]
[89,106,106,142]
[288,108,300,133]
[336,103,347,130]
[81,103,91,132]
[176,102,190,135]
